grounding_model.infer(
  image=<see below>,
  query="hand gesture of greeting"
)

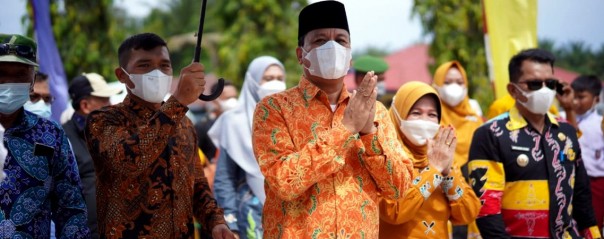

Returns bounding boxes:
[342,71,378,134]
[428,126,456,175]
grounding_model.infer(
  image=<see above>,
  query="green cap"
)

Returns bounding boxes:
[0,34,38,66]
[353,55,388,73]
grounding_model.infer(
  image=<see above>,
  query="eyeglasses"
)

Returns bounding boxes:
[517,79,558,91]
[0,43,36,62]
[30,93,54,104]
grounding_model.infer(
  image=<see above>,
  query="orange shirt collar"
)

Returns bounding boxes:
[298,75,350,105]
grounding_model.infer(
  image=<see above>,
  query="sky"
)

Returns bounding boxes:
[1,0,603,52]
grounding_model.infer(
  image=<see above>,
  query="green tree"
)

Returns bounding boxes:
[594,44,604,80]
[353,46,391,59]
[138,0,222,75]
[538,38,557,55]
[412,0,491,111]
[558,41,595,75]
[26,0,133,82]
[211,0,307,87]
[138,0,307,88]
[539,39,604,80]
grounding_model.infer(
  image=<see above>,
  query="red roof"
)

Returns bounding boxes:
[345,44,433,92]
[553,67,579,84]
[345,43,578,91]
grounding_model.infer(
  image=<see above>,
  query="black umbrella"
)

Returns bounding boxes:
[195,0,224,101]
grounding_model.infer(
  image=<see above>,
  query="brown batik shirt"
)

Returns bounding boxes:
[85,95,225,239]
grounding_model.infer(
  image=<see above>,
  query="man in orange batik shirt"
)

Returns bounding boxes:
[251,1,414,238]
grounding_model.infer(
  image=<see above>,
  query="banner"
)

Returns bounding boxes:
[32,0,69,122]
[484,0,538,99]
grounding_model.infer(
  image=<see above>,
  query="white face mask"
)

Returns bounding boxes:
[400,120,441,146]
[122,68,173,103]
[376,81,386,97]
[303,40,352,80]
[218,98,238,112]
[0,83,30,115]
[514,84,556,115]
[257,80,286,100]
[392,107,440,146]
[24,100,52,119]
[438,83,466,107]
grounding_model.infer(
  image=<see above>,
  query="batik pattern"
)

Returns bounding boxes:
[252,77,413,239]
[85,96,225,238]
[468,107,601,238]
[379,166,480,239]
[1,110,89,238]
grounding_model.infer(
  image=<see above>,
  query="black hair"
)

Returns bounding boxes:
[118,33,168,67]
[34,71,48,83]
[72,96,84,111]
[571,75,602,97]
[508,48,556,83]
[211,80,234,93]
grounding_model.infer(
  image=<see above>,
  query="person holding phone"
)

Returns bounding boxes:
[468,48,601,238]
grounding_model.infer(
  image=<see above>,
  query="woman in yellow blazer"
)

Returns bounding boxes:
[379,81,480,239]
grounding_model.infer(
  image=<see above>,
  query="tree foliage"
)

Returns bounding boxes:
[352,46,391,59]
[412,0,492,111]
[26,0,133,82]
[540,39,604,80]
[26,0,307,87]
[138,0,222,75]
[135,0,307,88]
[210,0,307,87]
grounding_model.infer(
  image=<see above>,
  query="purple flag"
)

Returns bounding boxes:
[32,0,68,122]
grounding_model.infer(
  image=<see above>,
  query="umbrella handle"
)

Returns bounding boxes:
[194,0,224,101]
[198,78,225,101]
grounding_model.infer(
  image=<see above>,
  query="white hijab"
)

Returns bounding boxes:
[0,124,7,182]
[208,56,285,204]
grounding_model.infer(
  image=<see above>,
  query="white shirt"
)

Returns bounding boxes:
[577,110,604,177]
[468,99,483,117]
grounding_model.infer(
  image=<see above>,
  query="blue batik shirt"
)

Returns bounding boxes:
[0,110,90,238]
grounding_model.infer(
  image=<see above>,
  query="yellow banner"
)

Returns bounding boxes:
[484,0,538,99]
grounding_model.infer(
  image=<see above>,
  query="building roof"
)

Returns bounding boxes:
[345,43,579,91]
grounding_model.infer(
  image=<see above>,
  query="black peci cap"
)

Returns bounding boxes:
[298,1,349,42]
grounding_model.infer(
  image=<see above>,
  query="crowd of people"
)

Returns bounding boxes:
[1,1,603,239]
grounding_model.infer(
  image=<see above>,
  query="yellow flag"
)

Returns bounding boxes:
[484,0,538,99]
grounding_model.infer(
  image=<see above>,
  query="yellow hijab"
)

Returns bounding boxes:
[389,81,442,168]
[433,61,483,167]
